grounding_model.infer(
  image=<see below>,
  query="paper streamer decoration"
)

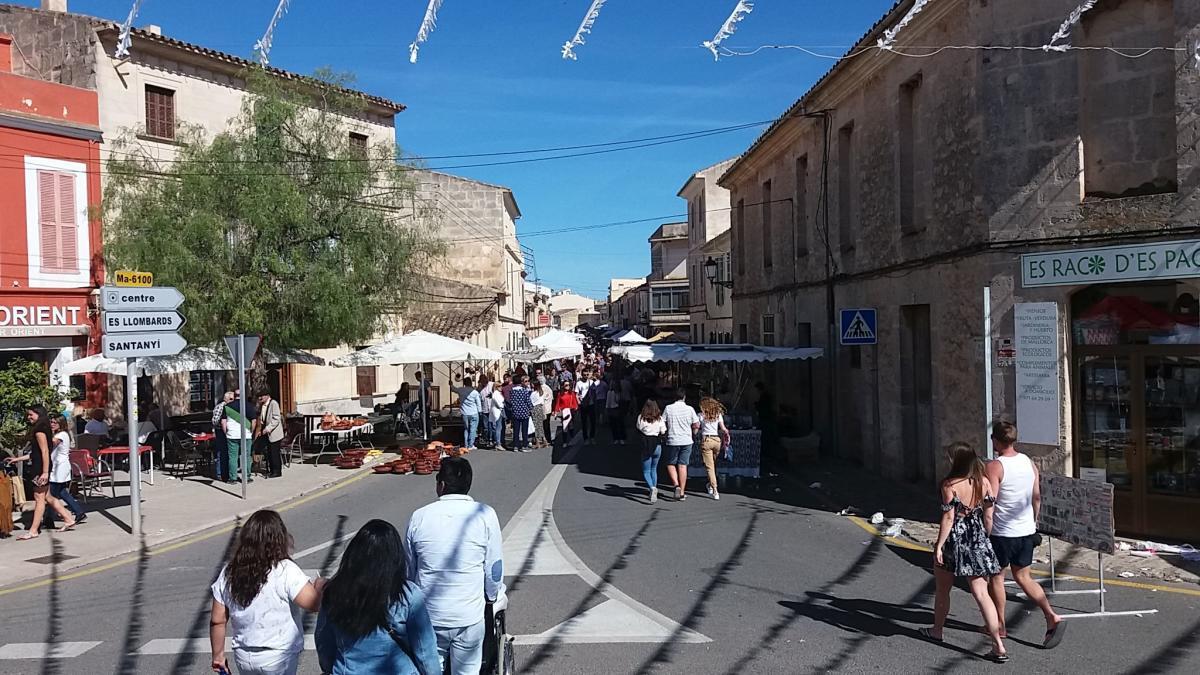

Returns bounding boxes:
[253,0,292,66]
[877,0,932,51]
[114,0,145,59]
[1042,0,1097,52]
[409,0,446,64]
[562,0,608,60]
[702,0,754,61]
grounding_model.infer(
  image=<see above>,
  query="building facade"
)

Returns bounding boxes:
[719,0,1200,540]
[0,30,103,404]
[647,222,690,338]
[680,159,735,345]
[610,282,649,334]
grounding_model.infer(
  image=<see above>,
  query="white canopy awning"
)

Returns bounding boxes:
[331,330,501,367]
[529,328,584,359]
[612,329,649,343]
[531,328,583,348]
[63,345,325,377]
[610,343,824,363]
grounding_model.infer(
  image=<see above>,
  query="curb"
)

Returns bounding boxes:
[0,460,385,596]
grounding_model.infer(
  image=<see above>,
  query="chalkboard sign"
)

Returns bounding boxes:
[1036,473,1115,554]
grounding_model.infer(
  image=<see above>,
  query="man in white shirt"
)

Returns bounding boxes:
[406,457,505,675]
[662,389,700,501]
[575,370,597,444]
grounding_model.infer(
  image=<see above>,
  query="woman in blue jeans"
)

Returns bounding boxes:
[635,400,667,504]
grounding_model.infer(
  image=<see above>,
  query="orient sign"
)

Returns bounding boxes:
[1022,239,1200,288]
[0,302,89,338]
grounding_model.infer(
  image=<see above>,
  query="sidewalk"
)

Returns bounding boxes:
[781,458,1200,586]
[0,453,392,590]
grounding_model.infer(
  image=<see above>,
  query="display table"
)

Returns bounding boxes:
[310,423,374,464]
[687,429,761,479]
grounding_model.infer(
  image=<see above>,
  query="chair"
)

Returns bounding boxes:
[76,433,102,453]
[283,430,305,468]
[164,431,207,477]
[70,449,114,501]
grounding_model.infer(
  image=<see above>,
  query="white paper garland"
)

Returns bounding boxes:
[562,0,608,61]
[1042,1,1097,52]
[409,0,446,64]
[114,0,145,59]
[702,0,754,61]
[253,0,292,66]
[877,0,933,51]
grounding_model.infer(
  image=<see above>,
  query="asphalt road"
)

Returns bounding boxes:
[1,433,1198,674]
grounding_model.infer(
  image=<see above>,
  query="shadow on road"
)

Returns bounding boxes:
[39,537,64,675]
[116,534,150,673]
[169,516,241,675]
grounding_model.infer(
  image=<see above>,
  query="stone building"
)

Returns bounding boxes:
[610,281,649,334]
[680,158,736,344]
[719,0,1200,540]
[647,222,690,338]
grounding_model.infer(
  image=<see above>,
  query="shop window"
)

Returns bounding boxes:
[144,85,176,140]
[1072,282,1200,346]
[1079,0,1176,198]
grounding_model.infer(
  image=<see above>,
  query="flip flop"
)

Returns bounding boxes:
[16,533,39,541]
[1043,621,1066,650]
[918,627,944,643]
[986,652,1010,664]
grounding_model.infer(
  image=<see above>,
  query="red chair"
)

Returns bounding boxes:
[69,449,115,501]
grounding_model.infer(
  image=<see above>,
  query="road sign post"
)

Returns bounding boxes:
[99,285,187,536]
[224,335,262,500]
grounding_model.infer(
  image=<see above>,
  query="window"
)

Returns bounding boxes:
[795,155,809,256]
[898,75,922,232]
[698,193,707,241]
[738,323,748,344]
[144,85,176,140]
[709,330,716,344]
[356,366,377,396]
[651,288,688,314]
[762,180,773,268]
[349,132,368,155]
[701,322,706,344]
[36,170,79,274]
[838,122,855,253]
[715,254,728,307]
[1080,0,1176,198]
[762,314,776,347]
[850,346,862,369]
[651,244,664,279]
[735,199,745,276]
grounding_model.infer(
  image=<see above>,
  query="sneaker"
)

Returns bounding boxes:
[706,484,714,496]
[520,448,532,453]
[649,487,658,504]
[711,489,720,501]
[674,486,682,500]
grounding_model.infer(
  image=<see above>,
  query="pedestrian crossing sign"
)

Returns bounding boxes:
[840,308,877,345]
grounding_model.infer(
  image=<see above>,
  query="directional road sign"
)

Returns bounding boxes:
[840,308,878,346]
[100,286,185,312]
[103,310,186,334]
[102,332,188,358]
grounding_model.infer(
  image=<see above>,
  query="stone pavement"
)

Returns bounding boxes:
[0,452,393,590]
[782,458,1200,586]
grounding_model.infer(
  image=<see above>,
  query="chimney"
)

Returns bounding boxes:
[40,0,68,12]
[0,35,11,73]
[144,25,162,35]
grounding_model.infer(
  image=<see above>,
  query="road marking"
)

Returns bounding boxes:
[844,515,1200,598]
[0,642,101,659]
[503,457,710,645]
[0,469,375,598]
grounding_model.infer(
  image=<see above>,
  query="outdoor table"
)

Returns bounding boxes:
[97,444,156,485]
[687,428,762,480]
[309,423,374,465]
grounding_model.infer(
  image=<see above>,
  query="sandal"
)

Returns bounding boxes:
[918,627,944,643]
[16,532,39,541]
[55,519,76,532]
[1043,621,1066,650]
[986,651,1009,664]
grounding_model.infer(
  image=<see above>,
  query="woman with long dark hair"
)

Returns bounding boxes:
[210,510,323,675]
[922,442,1007,663]
[3,405,75,539]
[635,400,667,504]
[315,519,440,674]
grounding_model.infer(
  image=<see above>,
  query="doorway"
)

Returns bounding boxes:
[900,304,934,483]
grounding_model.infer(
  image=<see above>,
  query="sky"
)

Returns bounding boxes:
[28,0,897,300]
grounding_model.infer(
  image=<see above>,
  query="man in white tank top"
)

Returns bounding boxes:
[984,421,1065,650]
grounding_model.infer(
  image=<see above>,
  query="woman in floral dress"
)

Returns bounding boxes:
[922,442,1008,663]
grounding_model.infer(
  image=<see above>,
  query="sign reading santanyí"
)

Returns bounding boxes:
[1022,239,1200,288]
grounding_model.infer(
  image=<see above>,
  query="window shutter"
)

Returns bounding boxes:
[56,172,78,273]
[38,170,59,272]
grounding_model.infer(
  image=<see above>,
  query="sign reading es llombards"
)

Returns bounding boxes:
[1022,239,1200,288]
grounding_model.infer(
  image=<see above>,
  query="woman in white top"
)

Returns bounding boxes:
[489,387,506,450]
[698,398,731,501]
[48,415,86,524]
[635,400,667,504]
[211,510,324,675]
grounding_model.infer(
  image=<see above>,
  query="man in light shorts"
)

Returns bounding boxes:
[662,389,700,501]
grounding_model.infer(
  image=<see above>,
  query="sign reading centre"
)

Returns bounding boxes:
[1022,239,1200,288]
[100,285,187,359]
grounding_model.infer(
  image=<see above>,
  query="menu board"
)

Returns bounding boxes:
[1036,473,1115,554]
[1015,303,1061,445]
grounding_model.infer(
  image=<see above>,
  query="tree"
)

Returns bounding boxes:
[0,359,76,452]
[103,68,443,350]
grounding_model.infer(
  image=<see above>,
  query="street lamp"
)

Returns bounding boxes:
[704,256,733,289]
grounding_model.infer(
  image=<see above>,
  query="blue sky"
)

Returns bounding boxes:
[34,1,895,299]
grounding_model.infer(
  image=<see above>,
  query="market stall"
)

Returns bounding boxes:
[609,343,823,479]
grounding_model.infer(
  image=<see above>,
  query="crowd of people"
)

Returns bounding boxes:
[209,456,502,675]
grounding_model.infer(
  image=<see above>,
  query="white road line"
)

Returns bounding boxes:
[0,642,101,659]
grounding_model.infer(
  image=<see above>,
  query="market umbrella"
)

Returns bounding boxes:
[63,345,326,376]
[330,330,501,367]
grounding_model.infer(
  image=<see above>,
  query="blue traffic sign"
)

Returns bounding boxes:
[840,308,877,345]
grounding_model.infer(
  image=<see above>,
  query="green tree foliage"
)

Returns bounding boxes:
[0,359,75,452]
[103,68,443,350]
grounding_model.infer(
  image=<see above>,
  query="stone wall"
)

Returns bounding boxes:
[0,6,96,89]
